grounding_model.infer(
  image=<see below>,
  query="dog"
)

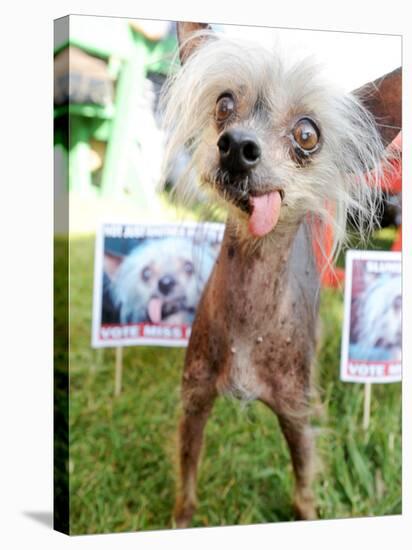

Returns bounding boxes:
[160,22,401,527]
[107,236,218,325]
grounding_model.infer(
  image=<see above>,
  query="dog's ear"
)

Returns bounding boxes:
[104,252,123,279]
[176,21,212,64]
[353,67,402,147]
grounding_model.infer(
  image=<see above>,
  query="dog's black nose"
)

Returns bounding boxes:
[217,129,261,174]
[158,275,176,296]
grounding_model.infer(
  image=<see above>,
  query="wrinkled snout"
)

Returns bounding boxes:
[217,129,261,175]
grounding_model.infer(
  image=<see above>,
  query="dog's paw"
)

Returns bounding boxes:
[173,498,195,529]
[173,516,191,529]
[293,488,318,520]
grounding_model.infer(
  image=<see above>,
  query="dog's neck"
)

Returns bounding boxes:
[224,216,301,278]
[207,216,313,330]
[203,214,320,347]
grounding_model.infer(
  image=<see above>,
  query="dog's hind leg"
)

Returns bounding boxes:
[174,364,217,528]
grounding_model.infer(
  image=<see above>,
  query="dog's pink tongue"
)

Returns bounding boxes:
[148,297,162,323]
[248,191,282,237]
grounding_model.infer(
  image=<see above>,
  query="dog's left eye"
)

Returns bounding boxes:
[215,93,235,122]
[184,261,194,275]
[291,117,320,153]
[141,267,151,282]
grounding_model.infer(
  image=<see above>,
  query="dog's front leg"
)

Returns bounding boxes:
[261,390,317,521]
[174,361,217,528]
[277,412,317,520]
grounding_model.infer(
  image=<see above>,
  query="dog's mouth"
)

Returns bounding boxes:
[147,295,194,323]
[213,175,284,237]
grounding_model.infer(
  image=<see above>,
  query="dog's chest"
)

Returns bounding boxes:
[216,339,263,400]
[215,317,308,402]
[205,223,319,402]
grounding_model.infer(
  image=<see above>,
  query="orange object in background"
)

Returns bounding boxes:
[311,208,345,289]
[315,132,402,287]
[386,133,402,194]
[385,132,402,251]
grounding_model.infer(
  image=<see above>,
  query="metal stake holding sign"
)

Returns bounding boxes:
[114,347,124,397]
[362,383,372,430]
[340,250,402,430]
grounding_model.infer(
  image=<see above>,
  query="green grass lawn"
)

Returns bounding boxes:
[65,229,401,535]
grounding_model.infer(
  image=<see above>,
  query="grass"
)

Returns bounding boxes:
[65,228,401,535]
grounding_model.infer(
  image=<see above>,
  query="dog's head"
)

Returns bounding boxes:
[357,274,402,352]
[162,23,401,252]
[110,237,216,324]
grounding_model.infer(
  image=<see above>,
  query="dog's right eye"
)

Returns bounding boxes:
[141,267,151,282]
[215,93,235,123]
[184,261,194,275]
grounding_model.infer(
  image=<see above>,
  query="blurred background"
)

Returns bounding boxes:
[54,16,402,535]
[54,16,402,234]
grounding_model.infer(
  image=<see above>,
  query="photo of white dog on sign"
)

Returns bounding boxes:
[350,268,402,362]
[103,235,219,326]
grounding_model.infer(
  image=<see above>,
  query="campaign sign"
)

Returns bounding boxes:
[92,222,225,347]
[340,250,402,383]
